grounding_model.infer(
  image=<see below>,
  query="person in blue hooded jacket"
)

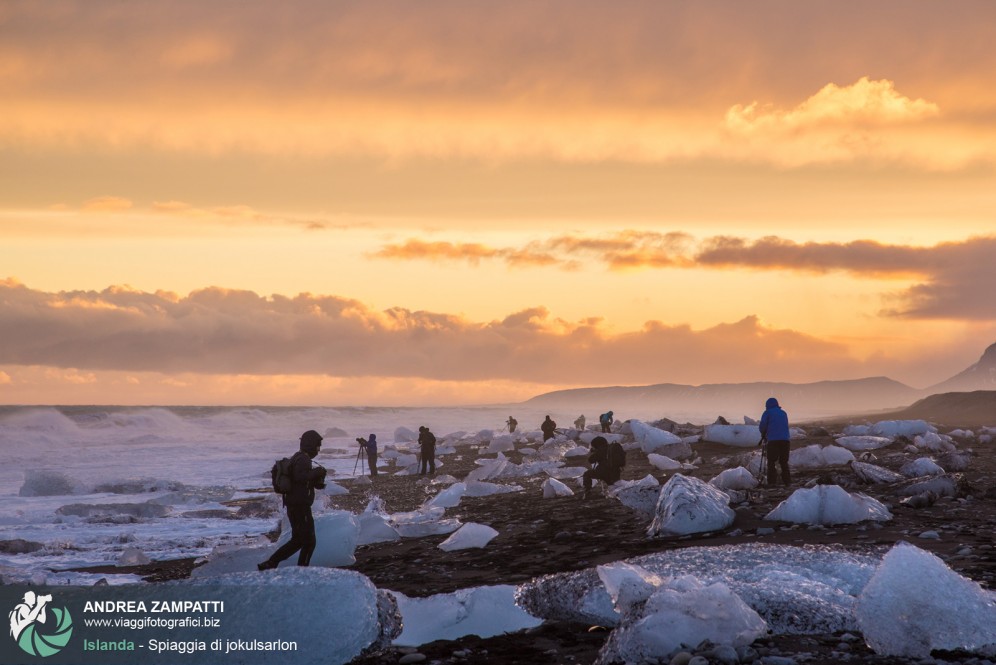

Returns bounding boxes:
[759,397,791,486]
[364,433,378,477]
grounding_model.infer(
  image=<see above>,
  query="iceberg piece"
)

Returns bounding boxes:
[426,482,467,508]
[896,474,961,499]
[913,431,955,453]
[543,466,586,480]
[486,435,515,453]
[391,585,541,647]
[542,477,574,498]
[899,457,945,477]
[275,511,359,567]
[855,542,996,657]
[647,474,735,537]
[180,567,401,664]
[464,480,523,497]
[394,426,418,442]
[702,424,760,447]
[647,454,683,470]
[438,523,499,551]
[709,467,758,491]
[630,420,683,453]
[834,435,893,451]
[19,469,88,496]
[790,444,855,468]
[869,420,936,438]
[116,547,151,567]
[609,475,661,516]
[564,446,590,459]
[765,485,891,525]
[848,460,904,484]
[357,511,401,546]
[597,574,767,665]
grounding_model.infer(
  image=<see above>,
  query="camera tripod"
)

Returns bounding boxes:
[352,444,367,475]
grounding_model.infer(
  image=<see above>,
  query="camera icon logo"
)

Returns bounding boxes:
[8,590,74,657]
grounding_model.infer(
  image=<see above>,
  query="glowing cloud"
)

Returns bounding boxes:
[82,196,133,212]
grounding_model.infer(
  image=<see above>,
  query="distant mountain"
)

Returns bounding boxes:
[523,377,920,423]
[862,390,996,428]
[928,342,996,393]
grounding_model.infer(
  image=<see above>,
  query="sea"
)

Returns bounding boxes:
[0,403,570,583]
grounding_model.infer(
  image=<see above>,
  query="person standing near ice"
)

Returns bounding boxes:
[364,433,378,477]
[759,397,791,486]
[541,415,557,442]
[258,430,327,570]
[599,411,614,433]
[418,426,436,475]
[506,416,518,433]
[574,414,585,431]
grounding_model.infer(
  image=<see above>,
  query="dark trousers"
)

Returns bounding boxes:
[368,451,378,477]
[601,423,611,433]
[542,431,554,441]
[583,466,619,490]
[419,449,435,474]
[766,440,791,486]
[266,503,316,567]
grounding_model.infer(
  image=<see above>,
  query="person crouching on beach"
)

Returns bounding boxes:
[759,397,791,486]
[582,436,621,499]
[258,430,327,570]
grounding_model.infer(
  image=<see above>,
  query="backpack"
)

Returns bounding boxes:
[607,441,627,470]
[271,457,294,494]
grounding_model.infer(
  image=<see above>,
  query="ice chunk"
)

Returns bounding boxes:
[709,467,758,491]
[630,420,683,453]
[394,426,418,442]
[391,585,541,647]
[834,435,893,451]
[702,424,760,447]
[869,420,936,438]
[19,469,88,496]
[790,444,855,468]
[647,454,683,470]
[896,474,961,499]
[913,431,955,453]
[597,575,767,665]
[765,485,891,525]
[430,474,459,485]
[855,542,996,657]
[426,482,467,508]
[323,482,349,496]
[438,523,499,551]
[394,519,462,538]
[899,457,945,477]
[848,460,904,484]
[564,446,590,459]
[486,435,515,453]
[56,502,172,519]
[116,547,151,567]
[543,466,586,480]
[610,475,661,516]
[357,512,401,545]
[180,567,401,664]
[542,478,574,498]
[464,480,522,496]
[647,474,735,537]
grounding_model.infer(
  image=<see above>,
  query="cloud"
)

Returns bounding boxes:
[374,232,996,320]
[0,280,874,386]
[82,196,133,212]
[725,78,940,133]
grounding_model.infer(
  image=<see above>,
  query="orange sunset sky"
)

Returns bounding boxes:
[2,1,995,406]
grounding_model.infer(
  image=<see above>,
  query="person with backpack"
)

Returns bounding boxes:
[599,411,614,433]
[759,397,792,486]
[363,433,378,477]
[574,414,586,431]
[582,435,625,499]
[258,430,327,570]
[540,415,557,442]
[417,426,436,475]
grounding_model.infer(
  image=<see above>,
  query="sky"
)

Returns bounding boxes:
[2,0,995,406]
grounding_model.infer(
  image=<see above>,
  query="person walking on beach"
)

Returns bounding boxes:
[363,433,378,477]
[506,416,518,434]
[574,414,586,431]
[418,426,436,475]
[259,430,327,570]
[599,411,614,433]
[582,436,623,499]
[759,397,791,486]
[541,415,557,442]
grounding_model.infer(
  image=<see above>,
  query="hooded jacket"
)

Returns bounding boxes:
[284,431,326,507]
[759,397,790,442]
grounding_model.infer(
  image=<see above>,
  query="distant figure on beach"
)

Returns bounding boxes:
[599,411,614,433]
[541,415,557,442]
[506,416,518,433]
[759,397,791,486]
[258,430,327,570]
[418,426,436,475]
[574,414,585,431]
[364,433,378,477]
[582,436,623,499]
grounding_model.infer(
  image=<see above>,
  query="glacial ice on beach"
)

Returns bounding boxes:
[486,434,516,453]
[708,466,758,490]
[179,567,401,665]
[541,477,574,497]
[609,474,661,515]
[848,460,904,484]
[855,542,996,657]
[426,482,467,508]
[899,457,945,477]
[869,420,936,438]
[765,485,892,525]
[834,435,893,451]
[647,453,682,470]
[790,444,855,468]
[914,431,956,453]
[388,506,462,538]
[516,543,879,635]
[390,585,541,647]
[595,565,767,664]
[702,424,760,447]
[438,523,499,551]
[629,420,683,453]
[647,473,734,537]
[277,511,359,567]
